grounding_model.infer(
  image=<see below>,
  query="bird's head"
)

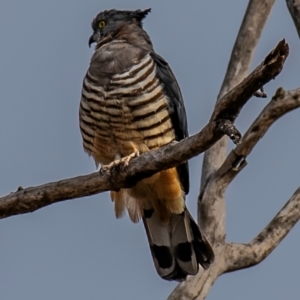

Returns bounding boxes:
[88,8,151,47]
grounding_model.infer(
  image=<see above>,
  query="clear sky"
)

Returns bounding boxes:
[1,1,300,299]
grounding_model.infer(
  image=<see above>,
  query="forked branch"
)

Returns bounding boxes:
[219,88,300,272]
[167,88,300,300]
[215,87,300,189]
[201,0,276,186]
[198,88,300,244]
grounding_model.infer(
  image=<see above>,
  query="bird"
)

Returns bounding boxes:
[79,8,214,281]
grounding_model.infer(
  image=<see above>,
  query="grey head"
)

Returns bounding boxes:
[88,8,151,47]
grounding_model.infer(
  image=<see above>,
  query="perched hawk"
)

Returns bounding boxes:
[79,8,214,281]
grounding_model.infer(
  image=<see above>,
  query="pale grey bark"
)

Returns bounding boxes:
[221,89,300,273]
[215,88,300,189]
[168,86,300,299]
[224,186,300,272]
[286,0,300,38]
[201,0,276,187]
[168,3,300,298]
[168,0,298,299]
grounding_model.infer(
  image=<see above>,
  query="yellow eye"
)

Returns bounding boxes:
[98,20,106,28]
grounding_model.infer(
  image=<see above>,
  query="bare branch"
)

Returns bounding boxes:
[170,17,292,298]
[218,88,300,272]
[198,87,300,242]
[211,40,289,123]
[0,41,288,220]
[183,88,300,298]
[167,86,300,300]
[224,187,300,272]
[216,87,300,188]
[286,0,300,38]
[168,2,277,298]
[201,0,276,187]
[167,267,222,300]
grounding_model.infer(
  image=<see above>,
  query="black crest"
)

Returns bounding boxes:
[91,8,151,30]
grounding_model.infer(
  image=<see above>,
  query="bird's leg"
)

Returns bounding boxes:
[100,150,140,174]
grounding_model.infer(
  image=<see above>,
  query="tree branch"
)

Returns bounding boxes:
[217,87,300,272]
[215,87,300,189]
[201,0,276,187]
[286,0,300,38]
[197,0,279,245]
[167,86,300,300]
[224,186,300,272]
[198,87,300,249]
[168,1,277,298]
[0,40,288,220]
[180,87,300,298]
[211,40,289,124]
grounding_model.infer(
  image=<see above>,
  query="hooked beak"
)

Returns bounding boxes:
[88,32,100,47]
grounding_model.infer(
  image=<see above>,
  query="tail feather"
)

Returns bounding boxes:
[111,189,142,223]
[188,210,215,270]
[143,208,176,279]
[143,208,214,281]
[170,213,198,276]
[125,193,142,223]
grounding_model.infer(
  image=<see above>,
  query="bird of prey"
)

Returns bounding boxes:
[79,8,214,281]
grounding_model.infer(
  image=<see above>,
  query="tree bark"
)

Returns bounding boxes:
[169,1,278,299]
[224,186,300,272]
[167,86,300,300]
[286,0,300,38]
[201,0,276,187]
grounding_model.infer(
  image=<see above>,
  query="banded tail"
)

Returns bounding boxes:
[143,207,214,281]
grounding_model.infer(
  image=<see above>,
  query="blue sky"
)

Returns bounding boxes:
[1,1,300,299]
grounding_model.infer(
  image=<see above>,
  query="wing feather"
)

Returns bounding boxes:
[150,53,189,194]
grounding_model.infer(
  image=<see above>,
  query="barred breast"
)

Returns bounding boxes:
[79,53,175,165]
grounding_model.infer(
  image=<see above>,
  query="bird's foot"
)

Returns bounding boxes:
[100,150,140,175]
